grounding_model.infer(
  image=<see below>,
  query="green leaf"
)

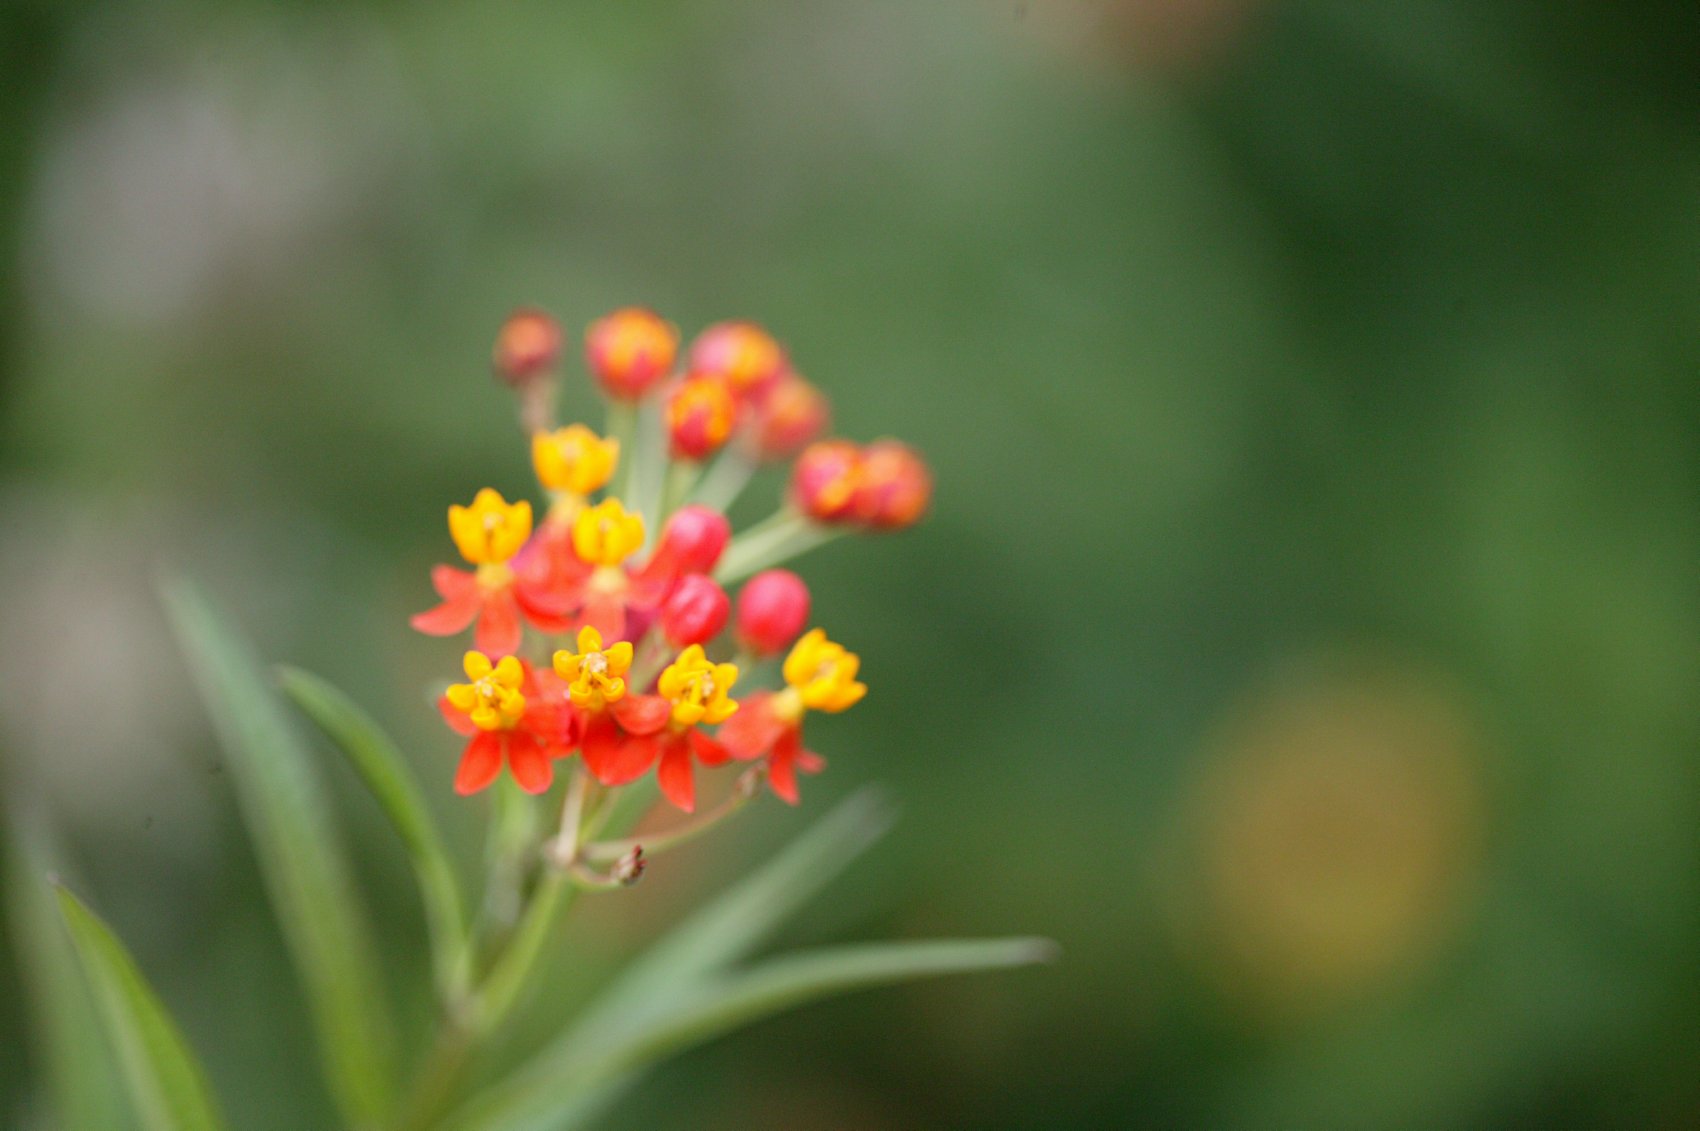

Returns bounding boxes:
[278,665,469,1000]
[54,885,229,1131]
[442,789,900,1130]
[4,811,134,1131]
[162,579,394,1126]
[451,938,1056,1131]
[571,786,896,1042]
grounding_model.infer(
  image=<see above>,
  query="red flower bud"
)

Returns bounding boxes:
[660,574,731,646]
[688,321,787,398]
[751,373,830,460]
[666,374,737,460]
[852,440,932,530]
[585,307,678,400]
[789,439,864,522]
[651,504,731,575]
[735,569,811,656]
[492,308,562,386]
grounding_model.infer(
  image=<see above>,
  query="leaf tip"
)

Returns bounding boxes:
[1011,937,1061,966]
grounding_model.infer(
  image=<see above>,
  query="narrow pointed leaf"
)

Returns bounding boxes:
[278,664,469,998]
[440,790,897,1131]
[451,938,1056,1131]
[163,580,394,1125]
[4,813,133,1131]
[55,886,229,1131]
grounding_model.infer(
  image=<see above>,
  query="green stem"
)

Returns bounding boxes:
[691,444,758,512]
[714,511,846,583]
[605,401,638,501]
[473,871,574,1036]
[658,459,702,525]
[390,1014,475,1131]
[582,769,760,863]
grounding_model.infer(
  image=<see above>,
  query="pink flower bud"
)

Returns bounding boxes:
[661,574,731,646]
[688,321,787,398]
[585,307,678,400]
[789,439,864,522]
[652,505,731,575]
[666,373,737,460]
[492,308,562,386]
[852,440,932,530]
[736,569,811,656]
[751,373,830,460]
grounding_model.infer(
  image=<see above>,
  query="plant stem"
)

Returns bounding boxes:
[691,445,758,512]
[582,769,760,863]
[714,510,846,583]
[605,400,637,501]
[658,459,701,524]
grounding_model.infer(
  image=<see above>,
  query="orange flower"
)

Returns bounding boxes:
[719,628,863,802]
[411,488,573,656]
[437,652,575,794]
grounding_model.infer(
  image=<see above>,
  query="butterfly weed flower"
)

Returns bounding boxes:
[553,626,672,788]
[426,310,922,817]
[411,488,572,657]
[438,651,575,795]
[77,303,1044,1131]
[721,628,864,803]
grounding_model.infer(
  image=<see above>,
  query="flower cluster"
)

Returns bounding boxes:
[413,308,929,819]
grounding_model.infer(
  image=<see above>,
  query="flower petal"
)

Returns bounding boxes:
[438,695,478,737]
[431,564,480,600]
[475,588,522,657]
[600,733,660,787]
[717,692,786,760]
[578,711,623,782]
[688,727,732,767]
[506,731,553,795]
[656,739,696,812]
[610,693,671,736]
[454,731,504,795]
[579,592,627,643]
[766,733,801,805]
[411,585,481,636]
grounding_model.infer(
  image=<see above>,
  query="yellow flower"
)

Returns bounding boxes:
[532,424,619,496]
[571,498,645,568]
[781,628,866,714]
[445,651,526,731]
[658,645,739,728]
[553,626,633,710]
[448,488,533,566]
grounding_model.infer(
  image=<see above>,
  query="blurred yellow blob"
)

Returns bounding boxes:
[1175,654,1484,1022]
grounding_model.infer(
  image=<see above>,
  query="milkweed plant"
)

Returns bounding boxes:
[21,308,1054,1131]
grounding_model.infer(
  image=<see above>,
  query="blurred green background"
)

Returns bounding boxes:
[2,1,1698,1128]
